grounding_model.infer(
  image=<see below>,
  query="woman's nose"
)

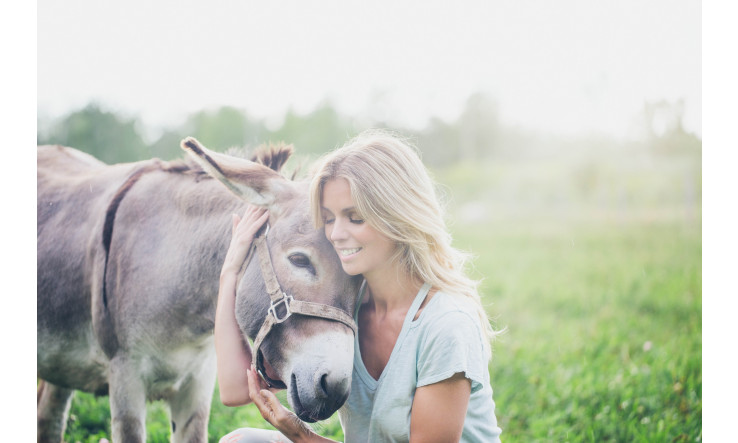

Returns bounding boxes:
[329,218,348,242]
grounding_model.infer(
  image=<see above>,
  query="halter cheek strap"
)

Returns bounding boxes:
[248,228,358,389]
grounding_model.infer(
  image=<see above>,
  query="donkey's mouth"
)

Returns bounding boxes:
[289,374,320,423]
[261,356,283,385]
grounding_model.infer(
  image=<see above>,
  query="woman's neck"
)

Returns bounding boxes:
[363,265,423,315]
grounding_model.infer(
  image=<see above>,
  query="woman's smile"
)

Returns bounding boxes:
[337,247,362,258]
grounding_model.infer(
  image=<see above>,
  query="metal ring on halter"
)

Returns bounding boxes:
[257,367,274,388]
[268,293,294,323]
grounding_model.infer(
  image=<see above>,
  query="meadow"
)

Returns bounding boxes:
[61,151,702,442]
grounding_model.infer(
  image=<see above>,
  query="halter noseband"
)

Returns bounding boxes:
[247,224,358,389]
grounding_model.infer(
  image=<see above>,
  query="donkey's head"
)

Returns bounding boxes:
[181,137,360,422]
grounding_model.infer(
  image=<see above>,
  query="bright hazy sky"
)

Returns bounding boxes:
[37,0,701,138]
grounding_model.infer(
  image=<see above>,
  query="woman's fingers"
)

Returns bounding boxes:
[246,367,309,440]
[247,367,260,402]
[261,389,285,414]
[222,205,270,276]
[235,205,269,238]
[248,368,274,419]
[247,366,297,429]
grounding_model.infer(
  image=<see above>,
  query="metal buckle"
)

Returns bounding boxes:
[256,367,273,388]
[268,293,294,323]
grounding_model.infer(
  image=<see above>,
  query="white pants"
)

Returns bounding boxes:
[219,427,294,443]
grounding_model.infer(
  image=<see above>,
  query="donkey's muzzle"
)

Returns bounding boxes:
[290,362,351,422]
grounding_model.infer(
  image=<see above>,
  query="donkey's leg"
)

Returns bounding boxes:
[169,356,217,443]
[37,380,74,443]
[109,355,147,443]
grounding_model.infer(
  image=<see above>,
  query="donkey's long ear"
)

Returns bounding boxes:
[181,137,291,206]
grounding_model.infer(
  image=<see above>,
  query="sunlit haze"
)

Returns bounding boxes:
[37,0,701,138]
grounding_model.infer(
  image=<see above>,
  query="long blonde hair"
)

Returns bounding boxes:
[309,129,496,358]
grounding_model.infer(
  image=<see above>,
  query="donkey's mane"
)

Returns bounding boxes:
[163,142,295,179]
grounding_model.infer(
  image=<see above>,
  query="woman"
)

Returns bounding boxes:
[216,130,502,442]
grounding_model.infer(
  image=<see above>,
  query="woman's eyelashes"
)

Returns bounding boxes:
[321,211,363,225]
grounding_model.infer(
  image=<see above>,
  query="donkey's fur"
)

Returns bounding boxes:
[37,141,360,442]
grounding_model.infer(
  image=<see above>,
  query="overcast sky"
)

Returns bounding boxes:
[37,0,701,138]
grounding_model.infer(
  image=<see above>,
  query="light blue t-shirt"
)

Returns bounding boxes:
[338,282,503,442]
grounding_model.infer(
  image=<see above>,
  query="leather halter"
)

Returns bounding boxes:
[247,224,358,389]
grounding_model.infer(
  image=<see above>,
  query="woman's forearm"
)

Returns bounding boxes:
[214,271,254,406]
[215,207,269,406]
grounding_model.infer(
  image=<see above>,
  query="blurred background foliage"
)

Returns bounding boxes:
[37,92,701,441]
[37,93,701,233]
[37,92,700,163]
[36,92,701,225]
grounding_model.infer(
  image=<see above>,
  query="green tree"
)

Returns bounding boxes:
[183,106,267,151]
[415,117,462,167]
[39,103,149,163]
[456,92,499,161]
[641,99,701,155]
[148,129,190,160]
[267,101,358,156]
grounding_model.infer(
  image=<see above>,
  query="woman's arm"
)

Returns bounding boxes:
[409,372,472,442]
[214,205,270,406]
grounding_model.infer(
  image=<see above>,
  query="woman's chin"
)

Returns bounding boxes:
[340,263,362,276]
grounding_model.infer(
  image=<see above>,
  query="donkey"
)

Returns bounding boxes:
[37,138,361,442]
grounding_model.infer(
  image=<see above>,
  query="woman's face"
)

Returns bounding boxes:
[320,178,396,280]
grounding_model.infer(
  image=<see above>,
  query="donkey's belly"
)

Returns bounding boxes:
[37,325,109,394]
[139,333,216,401]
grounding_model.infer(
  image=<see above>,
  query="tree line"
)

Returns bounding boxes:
[37,94,700,167]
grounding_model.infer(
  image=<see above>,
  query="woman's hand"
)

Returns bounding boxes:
[221,205,269,277]
[247,366,317,442]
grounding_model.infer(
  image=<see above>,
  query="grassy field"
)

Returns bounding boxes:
[63,218,701,442]
[457,219,701,442]
[61,154,702,442]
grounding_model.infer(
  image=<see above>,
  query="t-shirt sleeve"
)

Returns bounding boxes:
[416,310,489,394]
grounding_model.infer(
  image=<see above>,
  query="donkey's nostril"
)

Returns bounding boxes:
[320,373,329,396]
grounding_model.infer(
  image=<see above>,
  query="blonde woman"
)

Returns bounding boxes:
[218,130,502,442]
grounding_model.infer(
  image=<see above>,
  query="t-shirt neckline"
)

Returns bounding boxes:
[354,282,432,387]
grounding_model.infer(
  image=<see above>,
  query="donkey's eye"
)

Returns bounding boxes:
[288,253,312,269]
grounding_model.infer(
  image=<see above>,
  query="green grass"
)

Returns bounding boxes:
[63,218,701,442]
[454,219,701,442]
[64,384,344,443]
